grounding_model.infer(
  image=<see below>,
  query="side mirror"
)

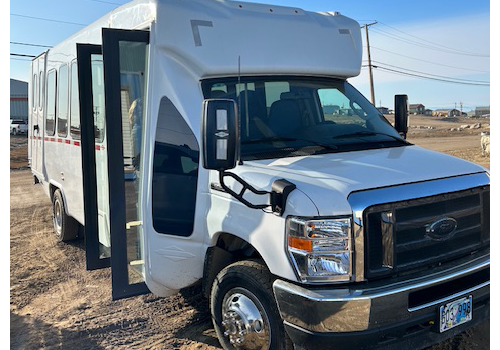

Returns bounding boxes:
[394,94,409,138]
[202,99,239,170]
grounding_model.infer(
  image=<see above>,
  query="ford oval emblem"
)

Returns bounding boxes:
[426,217,458,241]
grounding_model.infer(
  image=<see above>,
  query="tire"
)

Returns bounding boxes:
[13,128,17,135]
[211,259,293,350]
[52,189,78,242]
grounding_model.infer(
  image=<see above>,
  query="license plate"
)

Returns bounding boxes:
[439,296,472,333]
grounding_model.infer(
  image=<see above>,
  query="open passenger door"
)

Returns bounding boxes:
[77,28,151,299]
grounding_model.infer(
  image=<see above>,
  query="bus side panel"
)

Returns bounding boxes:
[43,51,85,226]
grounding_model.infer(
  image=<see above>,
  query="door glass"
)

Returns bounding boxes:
[118,41,149,283]
[91,54,111,259]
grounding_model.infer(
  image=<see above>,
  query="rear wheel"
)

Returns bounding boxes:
[52,189,78,242]
[210,260,293,350]
[13,128,17,135]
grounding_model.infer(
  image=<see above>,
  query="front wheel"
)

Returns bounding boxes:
[210,260,293,350]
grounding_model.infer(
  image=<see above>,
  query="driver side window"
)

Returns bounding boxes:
[318,88,366,127]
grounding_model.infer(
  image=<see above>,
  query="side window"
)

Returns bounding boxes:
[57,64,69,137]
[45,70,57,136]
[39,71,44,109]
[318,88,367,127]
[70,61,80,139]
[152,96,199,236]
[32,74,37,110]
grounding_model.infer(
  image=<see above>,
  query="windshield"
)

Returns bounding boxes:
[202,76,409,160]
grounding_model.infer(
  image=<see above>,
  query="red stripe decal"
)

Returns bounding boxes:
[65,139,71,144]
[44,137,49,141]
[73,141,80,146]
[57,139,63,143]
[95,145,101,150]
[50,137,55,142]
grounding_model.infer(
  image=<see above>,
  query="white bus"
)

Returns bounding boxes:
[29,0,489,349]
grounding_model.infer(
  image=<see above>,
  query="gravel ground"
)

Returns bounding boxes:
[10,133,489,349]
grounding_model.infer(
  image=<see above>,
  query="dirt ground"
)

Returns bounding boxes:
[10,121,490,349]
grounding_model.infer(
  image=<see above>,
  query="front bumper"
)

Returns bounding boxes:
[273,254,489,350]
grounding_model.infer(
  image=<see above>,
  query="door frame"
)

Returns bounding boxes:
[102,28,151,300]
[77,43,111,271]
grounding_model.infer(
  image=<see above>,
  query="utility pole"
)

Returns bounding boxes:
[460,102,463,116]
[362,21,378,105]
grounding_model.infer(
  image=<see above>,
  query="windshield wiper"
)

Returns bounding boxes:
[242,136,338,150]
[333,131,411,144]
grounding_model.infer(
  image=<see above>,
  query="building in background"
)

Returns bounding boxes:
[409,103,425,114]
[433,109,461,117]
[424,109,433,116]
[475,106,490,117]
[377,106,389,115]
[10,79,28,122]
[323,105,340,115]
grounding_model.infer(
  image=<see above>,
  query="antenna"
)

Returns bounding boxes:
[238,55,241,117]
[238,56,243,165]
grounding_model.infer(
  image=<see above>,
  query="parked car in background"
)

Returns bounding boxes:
[10,119,28,135]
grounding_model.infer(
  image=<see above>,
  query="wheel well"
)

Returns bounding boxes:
[215,233,262,259]
[49,184,58,202]
[201,233,263,298]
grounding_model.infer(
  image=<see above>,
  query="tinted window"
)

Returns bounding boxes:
[70,61,80,139]
[45,70,56,136]
[57,64,69,137]
[152,97,199,236]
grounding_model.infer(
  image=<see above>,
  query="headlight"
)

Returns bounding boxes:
[286,216,352,283]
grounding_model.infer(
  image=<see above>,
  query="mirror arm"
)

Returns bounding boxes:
[218,171,296,216]
[219,171,271,210]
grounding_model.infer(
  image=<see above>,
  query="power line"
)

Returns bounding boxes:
[370,28,489,57]
[370,61,490,84]
[370,28,480,56]
[10,13,86,26]
[10,41,52,48]
[11,53,36,58]
[367,46,489,74]
[10,57,32,61]
[377,21,489,57]
[365,65,489,86]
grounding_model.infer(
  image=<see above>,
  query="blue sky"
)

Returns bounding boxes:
[10,0,490,110]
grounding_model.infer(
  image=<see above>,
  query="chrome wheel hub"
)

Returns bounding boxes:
[54,199,62,235]
[222,288,271,350]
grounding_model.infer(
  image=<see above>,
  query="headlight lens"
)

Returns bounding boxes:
[286,216,352,283]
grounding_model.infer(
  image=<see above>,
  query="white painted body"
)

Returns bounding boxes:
[29,0,488,299]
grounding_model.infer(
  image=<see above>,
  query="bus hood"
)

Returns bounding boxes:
[239,145,487,216]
